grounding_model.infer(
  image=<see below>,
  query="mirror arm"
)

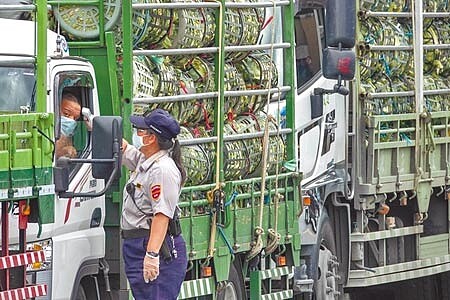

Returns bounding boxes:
[58,118,122,198]
[58,157,116,165]
[334,75,350,96]
[315,74,349,97]
[58,155,119,198]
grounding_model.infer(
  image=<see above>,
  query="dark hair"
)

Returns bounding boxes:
[62,92,79,104]
[151,131,186,185]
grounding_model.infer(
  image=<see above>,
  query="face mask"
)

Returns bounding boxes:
[61,116,77,137]
[132,130,149,150]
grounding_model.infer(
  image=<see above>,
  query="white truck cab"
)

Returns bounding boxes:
[0,17,120,299]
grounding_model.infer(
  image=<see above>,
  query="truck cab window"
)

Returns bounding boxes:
[294,9,325,89]
[0,67,35,112]
[54,72,93,168]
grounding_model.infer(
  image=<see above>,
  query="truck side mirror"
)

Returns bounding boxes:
[322,48,355,81]
[315,48,355,98]
[54,116,123,198]
[54,166,69,193]
[325,0,356,48]
[92,116,122,180]
[321,0,356,92]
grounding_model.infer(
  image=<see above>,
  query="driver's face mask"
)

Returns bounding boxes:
[60,116,77,137]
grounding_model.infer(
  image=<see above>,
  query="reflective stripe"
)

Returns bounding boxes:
[0,250,45,269]
[259,266,291,280]
[0,284,47,300]
[261,290,293,300]
[178,278,215,299]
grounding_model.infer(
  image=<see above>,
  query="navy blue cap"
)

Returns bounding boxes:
[130,108,180,140]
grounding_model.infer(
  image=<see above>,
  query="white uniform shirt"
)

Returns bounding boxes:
[120,146,181,230]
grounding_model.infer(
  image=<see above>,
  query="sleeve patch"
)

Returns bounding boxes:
[150,184,161,201]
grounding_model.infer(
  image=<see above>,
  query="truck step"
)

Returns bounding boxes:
[350,225,423,242]
[261,289,293,300]
[250,266,293,299]
[0,284,47,300]
[255,266,292,280]
[177,277,215,299]
[0,250,45,269]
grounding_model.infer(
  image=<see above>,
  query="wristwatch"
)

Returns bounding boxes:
[146,251,159,258]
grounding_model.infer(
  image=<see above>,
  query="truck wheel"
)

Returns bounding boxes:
[75,285,87,300]
[439,271,450,298]
[393,276,438,300]
[313,210,341,300]
[76,277,99,300]
[217,264,245,300]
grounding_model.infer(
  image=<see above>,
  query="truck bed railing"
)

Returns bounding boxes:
[351,1,450,285]
[134,42,291,56]
[179,127,292,146]
[362,88,450,99]
[133,1,290,10]
[360,11,450,18]
[133,86,291,104]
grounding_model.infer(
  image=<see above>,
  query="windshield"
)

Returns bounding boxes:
[0,67,36,112]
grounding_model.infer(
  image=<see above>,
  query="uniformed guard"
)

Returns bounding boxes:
[121,108,188,299]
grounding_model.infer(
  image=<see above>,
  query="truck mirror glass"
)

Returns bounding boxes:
[322,48,355,81]
[310,93,323,119]
[92,116,122,180]
[325,0,356,48]
[54,166,69,193]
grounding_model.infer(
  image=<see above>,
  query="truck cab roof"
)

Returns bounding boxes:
[0,18,69,57]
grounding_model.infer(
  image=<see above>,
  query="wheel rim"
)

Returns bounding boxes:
[221,281,238,300]
[316,244,340,300]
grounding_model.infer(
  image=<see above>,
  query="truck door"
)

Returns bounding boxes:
[294,8,346,181]
[52,68,104,232]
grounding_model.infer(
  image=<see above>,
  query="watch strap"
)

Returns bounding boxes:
[146,251,159,258]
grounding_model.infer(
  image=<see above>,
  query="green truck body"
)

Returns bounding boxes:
[9,1,450,299]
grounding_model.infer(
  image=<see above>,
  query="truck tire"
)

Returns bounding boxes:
[393,276,438,300]
[312,210,341,300]
[75,285,87,300]
[439,271,450,299]
[76,276,99,300]
[217,264,245,300]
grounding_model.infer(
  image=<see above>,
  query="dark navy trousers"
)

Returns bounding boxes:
[123,234,187,300]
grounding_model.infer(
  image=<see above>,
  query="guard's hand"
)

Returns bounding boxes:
[122,138,128,152]
[81,107,94,131]
[143,255,159,283]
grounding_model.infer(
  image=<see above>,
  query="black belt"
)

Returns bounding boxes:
[121,228,149,239]
[121,227,181,262]
[121,227,181,240]
[121,210,182,240]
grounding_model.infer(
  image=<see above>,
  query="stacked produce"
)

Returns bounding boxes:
[53,0,122,39]
[128,2,283,185]
[52,0,284,186]
[358,0,450,116]
[178,126,211,186]
[128,50,284,185]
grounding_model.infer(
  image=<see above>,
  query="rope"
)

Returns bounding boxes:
[218,225,235,255]
[207,0,224,259]
[265,91,282,255]
[247,0,277,261]
[224,191,238,207]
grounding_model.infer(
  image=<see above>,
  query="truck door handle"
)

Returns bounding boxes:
[325,121,337,130]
